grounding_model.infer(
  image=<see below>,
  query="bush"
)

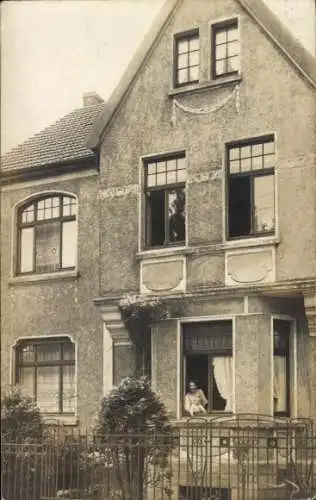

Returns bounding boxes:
[1,387,44,500]
[94,377,174,500]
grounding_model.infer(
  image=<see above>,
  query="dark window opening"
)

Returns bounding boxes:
[273,319,291,416]
[145,155,186,248]
[174,30,200,87]
[183,321,233,415]
[227,138,275,239]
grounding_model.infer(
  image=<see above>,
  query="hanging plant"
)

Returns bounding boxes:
[118,294,169,332]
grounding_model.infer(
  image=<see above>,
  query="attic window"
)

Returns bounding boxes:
[212,20,240,78]
[174,29,200,87]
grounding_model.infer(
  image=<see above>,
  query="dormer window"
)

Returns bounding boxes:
[212,20,239,78]
[174,29,200,87]
[17,194,77,275]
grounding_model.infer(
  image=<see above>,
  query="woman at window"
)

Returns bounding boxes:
[184,381,208,417]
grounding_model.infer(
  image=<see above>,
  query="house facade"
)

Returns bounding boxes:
[1,0,316,431]
[0,94,105,426]
[90,0,316,422]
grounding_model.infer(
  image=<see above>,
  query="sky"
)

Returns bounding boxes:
[1,0,315,154]
[1,0,164,153]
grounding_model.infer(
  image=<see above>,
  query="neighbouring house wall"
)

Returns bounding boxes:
[0,172,103,426]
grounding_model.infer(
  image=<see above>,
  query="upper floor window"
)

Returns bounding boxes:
[183,321,233,415]
[273,319,291,416]
[17,194,77,275]
[212,20,239,78]
[174,29,200,87]
[145,153,186,248]
[227,136,275,239]
[15,337,75,414]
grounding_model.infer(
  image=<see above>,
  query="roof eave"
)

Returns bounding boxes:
[86,0,181,151]
[0,156,98,187]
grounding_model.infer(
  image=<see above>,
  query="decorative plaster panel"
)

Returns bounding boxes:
[226,247,275,286]
[98,184,139,200]
[304,292,316,336]
[140,256,186,294]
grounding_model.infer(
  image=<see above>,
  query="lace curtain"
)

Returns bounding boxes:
[213,357,233,412]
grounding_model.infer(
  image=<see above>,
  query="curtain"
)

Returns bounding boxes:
[213,357,233,412]
[274,356,287,412]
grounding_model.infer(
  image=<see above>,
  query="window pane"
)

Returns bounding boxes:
[36,221,60,273]
[169,189,185,243]
[227,41,239,57]
[189,51,199,66]
[178,53,187,69]
[229,147,239,161]
[156,172,166,186]
[264,141,274,155]
[63,365,75,413]
[178,68,188,84]
[19,344,35,363]
[263,154,274,169]
[274,356,287,413]
[212,356,233,411]
[229,160,240,174]
[252,143,263,157]
[21,204,35,224]
[189,37,199,52]
[252,155,263,170]
[20,227,34,273]
[227,26,238,42]
[62,220,77,268]
[216,44,226,60]
[240,157,251,172]
[19,367,34,397]
[37,342,61,362]
[254,175,275,233]
[167,170,177,184]
[147,174,156,187]
[216,60,226,76]
[227,55,239,72]
[63,342,75,361]
[37,366,60,413]
[177,39,188,54]
[189,66,199,82]
[177,168,186,182]
[156,161,166,173]
[240,146,251,158]
[215,30,226,45]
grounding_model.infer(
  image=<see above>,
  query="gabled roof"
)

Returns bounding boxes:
[87,0,316,150]
[1,102,105,172]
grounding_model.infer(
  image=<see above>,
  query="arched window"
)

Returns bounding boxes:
[15,337,76,414]
[17,194,77,274]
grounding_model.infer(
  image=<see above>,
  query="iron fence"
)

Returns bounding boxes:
[1,415,316,500]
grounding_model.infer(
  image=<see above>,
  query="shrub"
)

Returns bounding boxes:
[94,377,173,500]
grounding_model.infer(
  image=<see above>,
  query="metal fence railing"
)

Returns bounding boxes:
[1,415,316,500]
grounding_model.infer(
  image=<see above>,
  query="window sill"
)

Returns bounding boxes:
[168,74,242,97]
[224,235,280,251]
[9,270,79,286]
[136,237,279,261]
[136,246,187,261]
[42,414,78,426]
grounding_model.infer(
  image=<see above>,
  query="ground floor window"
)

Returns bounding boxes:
[273,319,291,416]
[182,321,233,415]
[15,337,75,414]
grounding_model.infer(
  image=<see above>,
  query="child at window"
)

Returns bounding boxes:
[184,381,208,417]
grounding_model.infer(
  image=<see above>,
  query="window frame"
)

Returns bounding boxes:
[15,337,76,415]
[226,135,276,241]
[273,319,291,417]
[173,29,200,88]
[211,19,239,79]
[181,320,233,415]
[144,152,186,250]
[16,194,77,276]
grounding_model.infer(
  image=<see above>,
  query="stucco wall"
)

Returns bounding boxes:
[0,173,103,426]
[97,0,315,296]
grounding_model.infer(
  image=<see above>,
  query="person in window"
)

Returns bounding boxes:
[169,190,185,243]
[184,381,208,417]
